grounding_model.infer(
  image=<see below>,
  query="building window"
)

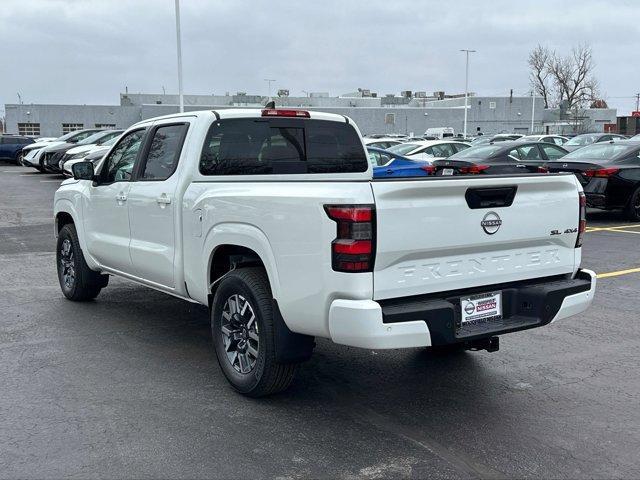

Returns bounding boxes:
[18,123,41,136]
[62,123,84,134]
[384,113,395,125]
[95,123,116,128]
[489,101,497,109]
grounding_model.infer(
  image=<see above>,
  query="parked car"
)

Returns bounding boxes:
[367,146,434,178]
[54,108,595,396]
[62,138,117,177]
[386,140,470,161]
[518,134,569,146]
[0,134,35,164]
[433,141,568,175]
[546,141,640,221]
[562,133,627,152]
[363,137,403,150]
[38,129,106,173]
[58,130,124,171]
[22,129,104,171]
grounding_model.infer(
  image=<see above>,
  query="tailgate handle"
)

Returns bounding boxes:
[465,186,517,209]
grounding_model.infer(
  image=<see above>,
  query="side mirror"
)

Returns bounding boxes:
[72,161,95,181]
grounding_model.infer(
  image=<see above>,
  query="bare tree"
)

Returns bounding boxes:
[528,45,552,108]
[527,44,599,110]
[547,44,599,109]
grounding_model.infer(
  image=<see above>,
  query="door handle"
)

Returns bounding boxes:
[156,194,172,205]
[386,169,393,174]
[115,194,127,202]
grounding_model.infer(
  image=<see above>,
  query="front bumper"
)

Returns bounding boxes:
[328,269,596,349]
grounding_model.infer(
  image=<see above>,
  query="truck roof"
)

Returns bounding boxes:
[130,108,351,128]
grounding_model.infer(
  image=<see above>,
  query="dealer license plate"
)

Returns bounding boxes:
[442,168,454,176]
[461,291,502,325]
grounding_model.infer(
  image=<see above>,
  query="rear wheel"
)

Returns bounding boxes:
[211,268,297,397]
[625,187,640,222]
[57,224,108,301]
[15,150,24,165]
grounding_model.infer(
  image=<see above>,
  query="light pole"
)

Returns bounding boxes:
[264,79,276,98]
[530,91,536,133]
[174,0,184,113]
[460,49,475,137]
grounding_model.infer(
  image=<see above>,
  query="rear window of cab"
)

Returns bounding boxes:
[199,118,368,175]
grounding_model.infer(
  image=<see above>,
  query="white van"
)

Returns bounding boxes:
[425,127,455,139]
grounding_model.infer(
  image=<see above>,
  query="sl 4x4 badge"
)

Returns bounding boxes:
[550,228,578,236]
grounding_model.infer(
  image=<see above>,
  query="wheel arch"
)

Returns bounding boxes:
[203,223,281,303]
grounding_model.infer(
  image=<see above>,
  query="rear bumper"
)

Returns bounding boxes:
[328,269,596,349]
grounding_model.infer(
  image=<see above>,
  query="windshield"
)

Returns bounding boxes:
[387,143,422,156]
[78,131,109,145]
[57,131,82,141]
[565,134,598,146]
[559,143,633,161]
[448,145,503,159]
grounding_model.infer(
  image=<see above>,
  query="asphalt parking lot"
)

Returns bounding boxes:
[1,163,639,479]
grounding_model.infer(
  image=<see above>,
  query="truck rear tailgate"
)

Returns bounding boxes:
[371,174,580,300]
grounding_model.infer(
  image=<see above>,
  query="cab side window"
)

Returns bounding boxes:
[101,129,146,184]
[140,124,188,181]
[431,143,456,157]
[517,145,542,160]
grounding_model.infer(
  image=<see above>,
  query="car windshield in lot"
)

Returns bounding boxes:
[387,143,422,156]
[557,143,633,161]
[565,134,599,146]
[448,145,503,159]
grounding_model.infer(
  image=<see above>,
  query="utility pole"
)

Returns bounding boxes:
[460,49,476,138]
[174,0,184,113]
[635,93,640,112]
[264,79,276,98]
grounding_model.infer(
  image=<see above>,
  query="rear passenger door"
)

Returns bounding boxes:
[127,122,189,288]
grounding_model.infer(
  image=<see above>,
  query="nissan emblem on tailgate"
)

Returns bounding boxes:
[481,212,502,235]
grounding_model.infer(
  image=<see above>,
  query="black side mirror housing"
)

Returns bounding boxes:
[72,161,95,181]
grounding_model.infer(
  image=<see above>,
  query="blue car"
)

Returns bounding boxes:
[367,146,434,178]
[0,135,35,164]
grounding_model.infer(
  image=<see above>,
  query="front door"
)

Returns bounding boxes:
[127,123,189,288]
[83,128,146,273]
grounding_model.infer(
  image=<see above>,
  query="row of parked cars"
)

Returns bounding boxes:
[364,131,640,221]
[0,128,123,176]
[1,123,639,221]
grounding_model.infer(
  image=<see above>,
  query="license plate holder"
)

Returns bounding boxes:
[442,168,454,176]
[460,291,502,326]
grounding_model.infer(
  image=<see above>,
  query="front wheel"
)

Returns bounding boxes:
[56,224,108,301]
[625,187,640,222]
[15,150,24,165]
[211,268,297,397]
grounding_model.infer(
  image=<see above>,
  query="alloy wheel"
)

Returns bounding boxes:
[220,294,260,374]
[60,239,75,289]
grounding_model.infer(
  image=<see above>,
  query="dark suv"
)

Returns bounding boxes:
[0,135,35,164]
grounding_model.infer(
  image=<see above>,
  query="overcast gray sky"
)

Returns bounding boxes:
[1,0,639,114]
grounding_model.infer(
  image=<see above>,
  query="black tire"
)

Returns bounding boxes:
[211,267,297,397]
[625,187,640,222]
[15,150,24,165]
[56,224,108,301]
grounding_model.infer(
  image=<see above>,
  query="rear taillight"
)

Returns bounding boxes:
[584,167,619,178]
[576,191,586,248]
[261,109,310,118]
[459,165,490,174]
[325,205,375,272]
[420,165,436,175]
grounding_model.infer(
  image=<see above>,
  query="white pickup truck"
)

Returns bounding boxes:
[54,108,596,396]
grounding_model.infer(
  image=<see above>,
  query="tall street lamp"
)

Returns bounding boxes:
[460,49,476,137]
[174,0,184,113]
